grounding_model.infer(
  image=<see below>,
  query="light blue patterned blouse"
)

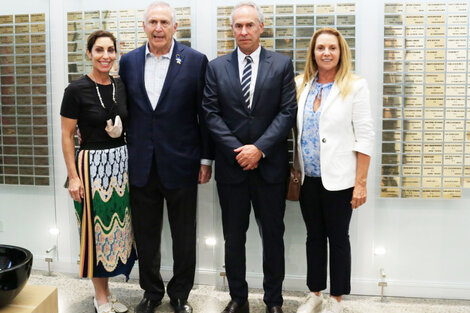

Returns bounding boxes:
[301,80,334,177]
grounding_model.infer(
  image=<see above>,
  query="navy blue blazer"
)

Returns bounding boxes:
[202,47,297,184]
[119,40,213,188]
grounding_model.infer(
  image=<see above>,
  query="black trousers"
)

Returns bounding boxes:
[217,170,286,307]
[130,160,197,301]
[299,176,353,297]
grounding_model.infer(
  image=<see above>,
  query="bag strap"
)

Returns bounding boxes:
[291,127,299,171]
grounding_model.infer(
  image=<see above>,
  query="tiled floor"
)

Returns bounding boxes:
[28,271,470,313]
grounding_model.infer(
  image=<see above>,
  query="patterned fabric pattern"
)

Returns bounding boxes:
[90,147,127,198]
[241,55,253,109]
[89,146,133,273]
[301,81,334,177]
[75,145,134,277]
[75,150,94,277]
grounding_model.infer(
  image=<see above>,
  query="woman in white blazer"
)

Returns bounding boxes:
[295,28,374,313]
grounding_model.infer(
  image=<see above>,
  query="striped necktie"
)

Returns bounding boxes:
[241,55,253,109]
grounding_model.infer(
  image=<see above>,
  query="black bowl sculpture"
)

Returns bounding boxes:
[0,245,33,307]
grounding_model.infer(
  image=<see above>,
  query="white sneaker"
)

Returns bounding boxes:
[94,298,115,313]
[297,292,324,313]
[321,297,343,313]
[108,294,128,313]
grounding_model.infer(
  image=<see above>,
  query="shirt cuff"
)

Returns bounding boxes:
[201,159,213,166]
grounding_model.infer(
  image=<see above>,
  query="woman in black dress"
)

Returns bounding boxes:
[61,30,135,313]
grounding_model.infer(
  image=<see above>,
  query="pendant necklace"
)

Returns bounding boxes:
[90,73,116,109]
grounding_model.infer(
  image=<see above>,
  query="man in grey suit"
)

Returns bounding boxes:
[202,2,297,313]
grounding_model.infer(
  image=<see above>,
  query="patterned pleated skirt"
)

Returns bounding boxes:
[74,144,136,279]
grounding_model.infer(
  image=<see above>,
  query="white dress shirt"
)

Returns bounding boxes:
[144,40,174,110]
[237,46,261,110]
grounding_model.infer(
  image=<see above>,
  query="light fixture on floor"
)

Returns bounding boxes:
[378,268,388,302]
[49,227,60,236]
[205,237,217,246]
[374,246,387,255]
[45,227,59,276]
[374,246,388,301]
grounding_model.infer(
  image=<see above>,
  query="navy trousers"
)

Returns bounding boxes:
[217,169,286,307]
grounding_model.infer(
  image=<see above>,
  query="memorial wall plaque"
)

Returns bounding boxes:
[382,143,401,154]
[426,37,446,49]
[276,16,294,27]
[384,26,403,36]
[406,3,425,13]
[15,14,29,23]
[405,26,425,37]
[442,38,467,49]
[260,38,274,48]
[217,3,356,75]
[405,15,424,25]
[316,4,334,14]
[217,18,230,28]
[0,35,14,44]
[381,3,470,198]
[276,5,293,14]
[383,108,401,119]
[1,12,49,186]
[337,3,355,14]
[382,176,399,187]
[264,16,274,27]
[0,25,14,33]
[402,177,421,187]
[217,6,233,15]
[403,108,422,118]
[31,23,45,33]
[427,15,446,24]
[426,25,445,36]
[66,6,192,80]
[102,10,117,19]
[261,5,274,15]
[119,9,136,19]
[297,16,314,26]
[261,28,273,38]
[448,14,467,24]
[297,5,314,14]
[402,189,421,198]
[337,15,355,25]
[277,27,294,37]
[15,25,29,33]
[423,143,441,153]
[381,188,399,197]
[0,15,13,24]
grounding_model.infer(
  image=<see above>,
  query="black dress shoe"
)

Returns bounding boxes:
[135,297,162,313]
[222,300,249,313]
[170,298,193,313]
[266,306,283,313]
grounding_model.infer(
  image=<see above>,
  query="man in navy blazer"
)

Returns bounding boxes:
[202,2,297,313]
[119,2,213,313]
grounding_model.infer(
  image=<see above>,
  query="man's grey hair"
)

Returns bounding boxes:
[143,1,177,26]
[230,1,264,25]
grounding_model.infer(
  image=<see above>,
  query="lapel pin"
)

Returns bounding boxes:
[175,54,182,64]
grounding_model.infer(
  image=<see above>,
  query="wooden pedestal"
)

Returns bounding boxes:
[0,285,58,313]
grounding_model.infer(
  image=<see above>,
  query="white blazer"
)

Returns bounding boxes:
[296,77,374,191]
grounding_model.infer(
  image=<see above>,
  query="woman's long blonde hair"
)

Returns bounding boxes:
[297,27,357,100]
